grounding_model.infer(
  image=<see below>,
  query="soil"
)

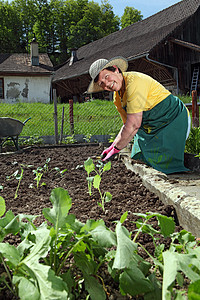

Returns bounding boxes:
[0,144,181,299]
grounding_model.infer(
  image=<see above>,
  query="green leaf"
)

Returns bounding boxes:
[22,234,51,264]
[22,263,68,299]
[84,158,95,175]
[0,243,21,267]
[84,273,106,300]
[0,196,5,217]
[91,225,116,247]
[157,215,175,237]
[13,276,40,300]
[73,240,87,252]
[176,272,184,287]
[144,273,162,300]
[0,210,19,236]
[87,176,94,183]
[104,191,112,203]
[61,270,75,295]
[188,279,200,299]
[17,233,68,299]
[74,252,97,275]
[93,174,101,189]
[81,219,105,233]
[103,161,111,172]
[113,222,137,269]
[43,188,72,230]
[162,251,200,299]
[119,267,154,296]
[120,211,128,224]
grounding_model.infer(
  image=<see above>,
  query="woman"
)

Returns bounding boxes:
[87,56,191,174]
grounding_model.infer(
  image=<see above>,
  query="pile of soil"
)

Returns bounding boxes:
[0,144,180,299]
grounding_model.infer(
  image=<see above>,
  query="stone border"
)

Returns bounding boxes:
[120,149,200,237]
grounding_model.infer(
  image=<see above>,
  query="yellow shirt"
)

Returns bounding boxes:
[113,72,171,123]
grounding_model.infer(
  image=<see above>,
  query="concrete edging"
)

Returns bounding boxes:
[120,149,200,237]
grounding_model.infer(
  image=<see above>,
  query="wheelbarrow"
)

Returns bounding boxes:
[0,117,31,152]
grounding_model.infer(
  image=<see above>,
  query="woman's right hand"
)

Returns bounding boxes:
[101,143,114,158]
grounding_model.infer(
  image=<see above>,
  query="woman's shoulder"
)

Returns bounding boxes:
[123,71,153,86]
[124,71,152,79]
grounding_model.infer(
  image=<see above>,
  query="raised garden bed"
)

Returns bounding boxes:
[0,144,198,299]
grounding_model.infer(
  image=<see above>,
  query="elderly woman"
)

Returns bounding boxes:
[87,56,190,174]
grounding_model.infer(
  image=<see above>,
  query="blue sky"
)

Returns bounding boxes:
[6,0,181,19]
[97,0,181,19]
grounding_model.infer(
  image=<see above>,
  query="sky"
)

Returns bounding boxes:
[6,0,182,19]
[97,0,181,19]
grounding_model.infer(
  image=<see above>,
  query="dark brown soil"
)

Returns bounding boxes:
[0,144,180,299]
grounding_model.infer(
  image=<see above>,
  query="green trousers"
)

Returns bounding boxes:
[131,95,189,174]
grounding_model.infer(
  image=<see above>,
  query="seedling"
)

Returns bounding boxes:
[63,135,77,144]
[84,158,112,210]
[83,133,92,143]
[6,164,32,198]
[32,158,51,188]
[53,167,68,176]
[19,135,44,146]
[108,132,117,143]
[43,157,51,173]
[32,168,46,188]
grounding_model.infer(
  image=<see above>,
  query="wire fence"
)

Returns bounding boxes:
[0,98,122,144]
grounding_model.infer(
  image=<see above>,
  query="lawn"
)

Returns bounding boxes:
[0,100,122,137]
[0,95,195,139]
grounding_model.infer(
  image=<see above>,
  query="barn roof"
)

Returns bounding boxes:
[0,53,53,75]
[53,0,200,83]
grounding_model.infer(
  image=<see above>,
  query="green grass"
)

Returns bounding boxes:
[179,94,192,104]
[0,95,197,139]
[0,100,122,137]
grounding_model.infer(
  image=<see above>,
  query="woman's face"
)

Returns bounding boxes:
[97,67,123,91]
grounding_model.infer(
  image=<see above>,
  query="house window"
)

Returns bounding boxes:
[0,78,4,99]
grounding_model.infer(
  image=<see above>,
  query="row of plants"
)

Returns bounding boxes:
[0,158,200,299]
[2,125,200,161]
[3,158,67,199]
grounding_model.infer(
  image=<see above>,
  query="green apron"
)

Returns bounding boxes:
[131,95,189,174]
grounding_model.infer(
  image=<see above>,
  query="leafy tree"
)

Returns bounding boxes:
[33,0,55,53]
[12,0,38,52]
[121,6,143,29]
[0,0,121,64]
[100,0,120,36]
[0,0,23,52]
[68,1,102,48]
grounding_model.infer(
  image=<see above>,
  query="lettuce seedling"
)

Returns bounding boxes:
[84,158,112,210]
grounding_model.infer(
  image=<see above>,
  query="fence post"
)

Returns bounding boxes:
[53,89,58,144]
[192,90,199,127]
[60,106,65,143]
[69,99,74,134]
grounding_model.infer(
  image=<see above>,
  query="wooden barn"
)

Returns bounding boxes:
[53,0,200,102]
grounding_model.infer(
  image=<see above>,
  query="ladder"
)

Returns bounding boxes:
[190,66,199,95]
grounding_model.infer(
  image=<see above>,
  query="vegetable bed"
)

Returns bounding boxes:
[0,144,198,299]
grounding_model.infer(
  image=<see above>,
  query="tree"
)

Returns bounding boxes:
[12,0,38,52]
[121,6,143,29]
[0,0,121,64]
[33,0,55,53]
[0,0,23,52]
[100,0,120,36]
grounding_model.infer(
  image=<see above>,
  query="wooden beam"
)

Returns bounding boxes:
[169,38,200,52]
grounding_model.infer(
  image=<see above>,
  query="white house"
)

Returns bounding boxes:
[0,39,54,103]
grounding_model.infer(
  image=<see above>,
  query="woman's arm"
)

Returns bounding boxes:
[114,112,143,149]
